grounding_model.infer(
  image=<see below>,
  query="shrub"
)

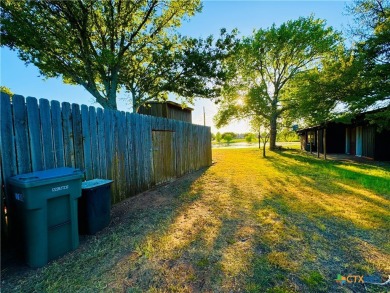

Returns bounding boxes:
[216,132,222,144]
[245,133,256,144]
[224,134,233,145]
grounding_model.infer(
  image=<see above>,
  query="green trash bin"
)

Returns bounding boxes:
[78,179,113,235]
[7,167,83,268]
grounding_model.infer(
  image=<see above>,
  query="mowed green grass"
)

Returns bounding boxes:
[2,148,389,292]
[211,138,299,145]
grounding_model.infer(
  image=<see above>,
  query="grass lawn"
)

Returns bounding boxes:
[213,141,300,149]
[211,138,299,146]
[2,148,389,292]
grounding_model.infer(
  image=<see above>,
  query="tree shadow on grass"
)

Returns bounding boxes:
[266,151,389,235]
[1,167,212,292]
[3,149,388,293]
[250,150,390,292]
[211,148,389,291]
[267,150,389,200]
[274,150,390,194]
[249,191,389,292]
[119,173,303,292]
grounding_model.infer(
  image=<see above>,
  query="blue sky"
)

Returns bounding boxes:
[0,1,353,133]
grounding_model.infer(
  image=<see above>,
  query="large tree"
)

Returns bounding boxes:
[347,0,389,110]
[284,47,364,126]
[1,0,201,110]
[287,0,389,129]
[214,17,341,150]
[122,29,238,112]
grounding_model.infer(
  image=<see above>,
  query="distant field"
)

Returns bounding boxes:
[212,138,300,145]
[2,148,389,292]
[213,141,300,149]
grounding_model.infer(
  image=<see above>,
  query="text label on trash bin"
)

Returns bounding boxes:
[15,193,24,202]
[52,185,69,192]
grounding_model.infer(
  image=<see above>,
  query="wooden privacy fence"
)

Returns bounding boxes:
[0,93,212,216]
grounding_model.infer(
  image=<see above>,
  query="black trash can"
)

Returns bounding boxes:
[78,179,113,235]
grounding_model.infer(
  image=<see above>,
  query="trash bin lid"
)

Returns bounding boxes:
[82,179,113,190]
[8,167,84,188]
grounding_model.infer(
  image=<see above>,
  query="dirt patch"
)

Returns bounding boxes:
[2,149,389,292]
[1,169,206,291]
[110,171,202,222]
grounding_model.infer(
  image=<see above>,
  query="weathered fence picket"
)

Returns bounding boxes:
[96,108,107,179]
[89,107,99,179]
[12,95,31,174]
[26,97,43,171]
[40,98,55,170]
[81,104,92,180]
[1,93,212,242]
[72,104,84,170]
[126,113,136,196]
[1,93,17,179]
[61,102,75,168]
[51,100,65,168]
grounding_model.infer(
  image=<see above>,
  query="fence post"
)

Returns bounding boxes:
[1,93,17,248]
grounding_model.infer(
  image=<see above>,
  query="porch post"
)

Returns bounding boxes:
[345,127,350,154]
[317,129,320,158]
[323,128,327,160]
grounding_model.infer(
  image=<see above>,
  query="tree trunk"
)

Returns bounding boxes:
[263,140,266,157]
[96,94,117,110]
[269,114,277,150]
[106,94,117,110]
[132,89,138,113]
[83,85,117,110]
[104,71,119,110]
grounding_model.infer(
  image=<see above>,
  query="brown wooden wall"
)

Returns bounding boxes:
[362,126,375,158]
[0,93,212,237]
[166,104,192,123]
[138,103,192,123]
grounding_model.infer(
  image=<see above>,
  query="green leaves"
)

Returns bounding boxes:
[0,86,13,99]
[291,0,390,128]
[215,17,340,149]
[242,17,340,86]
[1,0,236,111]
[1,0,202,109]
[120,29,238,112]
[346,0,390,129]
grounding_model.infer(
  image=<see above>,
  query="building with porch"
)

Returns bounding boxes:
[297,108,390,161]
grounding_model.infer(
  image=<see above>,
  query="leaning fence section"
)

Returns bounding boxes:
[0,93,212,218]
